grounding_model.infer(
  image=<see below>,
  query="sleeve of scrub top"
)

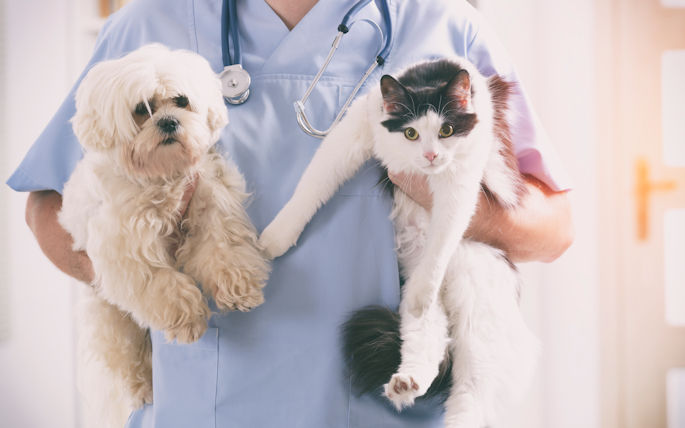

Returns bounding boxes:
[459,6,572,192]
[6,0,193,194]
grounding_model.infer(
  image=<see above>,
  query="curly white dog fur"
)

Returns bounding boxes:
[58,44,270,425]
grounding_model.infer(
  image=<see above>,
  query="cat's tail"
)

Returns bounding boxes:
[341,306,452,401]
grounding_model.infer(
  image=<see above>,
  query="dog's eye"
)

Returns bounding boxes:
[134,100,155,116]
[174,95,189,108]
[134,102,148,116]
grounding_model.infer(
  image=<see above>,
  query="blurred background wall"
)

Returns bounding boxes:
[0,0,78,427]
[0,1,682,427]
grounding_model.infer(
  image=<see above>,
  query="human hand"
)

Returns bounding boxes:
[168,176,198,257]
[179,175,198,218]
[387,171,433,211]
[26,191,96,285]
[464,175,574,262]
[387,172,574,263]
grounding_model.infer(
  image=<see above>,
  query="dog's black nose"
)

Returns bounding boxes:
[157,116,179,134]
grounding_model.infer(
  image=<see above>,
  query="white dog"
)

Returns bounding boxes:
[58,44,270,426]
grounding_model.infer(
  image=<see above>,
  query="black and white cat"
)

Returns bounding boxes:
[259,58,539,427]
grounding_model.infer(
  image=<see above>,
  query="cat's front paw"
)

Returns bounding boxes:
[259,218,301,259]
[384,373,421,411]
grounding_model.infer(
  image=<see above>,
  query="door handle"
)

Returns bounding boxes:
[635,157,677,241]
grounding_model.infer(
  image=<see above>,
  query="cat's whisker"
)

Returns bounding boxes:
[423,103,438,114]
[480,186,496,212]
[440,97,462,118]
[402,172,416,196]
[440,99,460,117]
[390,98,414,120]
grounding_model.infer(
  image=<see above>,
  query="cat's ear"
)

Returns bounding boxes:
[447,69,472,111]
[380,75,410,114]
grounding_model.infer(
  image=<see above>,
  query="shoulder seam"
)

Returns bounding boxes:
[466,25,480,55]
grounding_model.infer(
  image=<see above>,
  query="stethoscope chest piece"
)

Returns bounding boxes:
[220,64,251,105]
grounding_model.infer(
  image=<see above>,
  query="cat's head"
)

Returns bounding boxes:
[374,61,487,176]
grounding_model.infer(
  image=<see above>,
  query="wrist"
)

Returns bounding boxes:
[73,250,96,285]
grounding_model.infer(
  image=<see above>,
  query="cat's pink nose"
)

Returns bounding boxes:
[424,152,438,162]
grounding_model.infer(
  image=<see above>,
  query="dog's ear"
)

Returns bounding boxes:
[71,61,120,152]
[206,84,229,143]
[173,48,228,143]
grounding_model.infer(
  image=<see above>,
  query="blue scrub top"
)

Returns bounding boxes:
[7,0,570,427]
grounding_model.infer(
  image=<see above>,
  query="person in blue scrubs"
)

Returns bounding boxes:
[12,0,573,427]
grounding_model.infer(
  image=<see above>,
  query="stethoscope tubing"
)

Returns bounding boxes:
[295,0,393,137]
[340,0,392,63]
[222,0,392,68]
[221,0,241,67]
[220,0,393,136]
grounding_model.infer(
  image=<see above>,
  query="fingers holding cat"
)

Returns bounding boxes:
[387,171,433,212]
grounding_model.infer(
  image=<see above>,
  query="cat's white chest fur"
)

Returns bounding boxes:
[390,190,430,280]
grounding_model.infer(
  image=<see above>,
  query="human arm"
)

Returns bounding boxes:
[26,190,95,284]
[388,172,573,263]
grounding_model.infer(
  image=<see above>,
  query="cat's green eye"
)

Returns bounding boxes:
[404,127,419,140]
[439,123,454,138]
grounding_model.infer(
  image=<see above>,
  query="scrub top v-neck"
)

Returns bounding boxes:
[6,0,571,427]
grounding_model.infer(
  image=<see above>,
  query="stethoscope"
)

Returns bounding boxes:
[219,0,393,138]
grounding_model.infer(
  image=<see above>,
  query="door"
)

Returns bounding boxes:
[598,1,685,427]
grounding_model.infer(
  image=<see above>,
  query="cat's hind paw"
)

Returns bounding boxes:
[401,286,434,318]
[384,373,422,411]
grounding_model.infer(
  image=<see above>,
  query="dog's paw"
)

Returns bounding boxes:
[213,270,265,312]
[128,378,153,408]
[161,272,211,343]
[164,314,208,344]
[216,288,264,312]
[384,373,421,411]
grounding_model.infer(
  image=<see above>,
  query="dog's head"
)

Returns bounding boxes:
[72,44,228,179]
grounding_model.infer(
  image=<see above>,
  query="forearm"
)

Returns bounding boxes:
[465,175,574,263]
[26,190,94,284]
